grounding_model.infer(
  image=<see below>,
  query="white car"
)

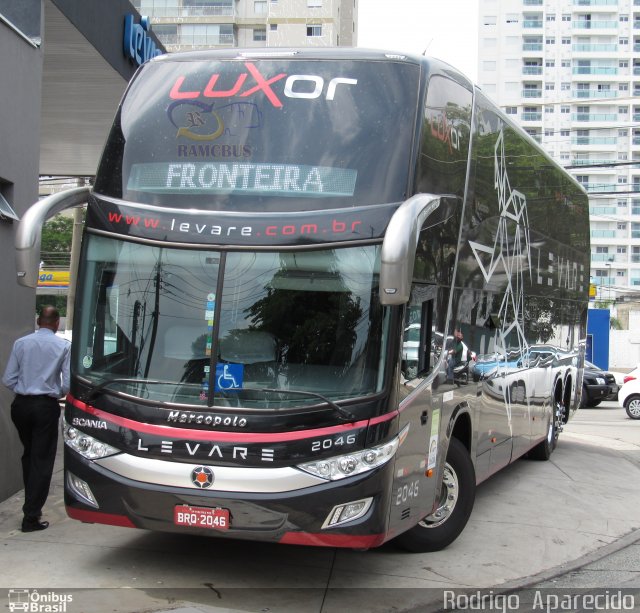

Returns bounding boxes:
[620,364,640,385]
[617,378,640,420]
[608,363,638,400]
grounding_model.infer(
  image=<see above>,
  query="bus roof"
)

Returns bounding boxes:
[150,47,475,89]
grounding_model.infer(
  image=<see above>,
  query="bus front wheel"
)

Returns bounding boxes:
[395,437,475,553]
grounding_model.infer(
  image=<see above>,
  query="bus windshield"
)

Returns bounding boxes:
[74,234,389,408]
[94,57,420,211]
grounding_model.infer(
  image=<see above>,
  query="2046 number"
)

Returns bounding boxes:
[311,434,357,452]
[395,480,420,506]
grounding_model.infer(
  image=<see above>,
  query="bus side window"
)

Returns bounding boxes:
[401,285,443,384]
[90,270,133,370]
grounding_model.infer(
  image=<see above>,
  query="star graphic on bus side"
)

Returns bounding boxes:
[469,129,533,432]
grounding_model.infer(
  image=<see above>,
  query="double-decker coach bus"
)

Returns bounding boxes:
[16,49,590,552]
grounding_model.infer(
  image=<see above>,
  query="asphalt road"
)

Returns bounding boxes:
[0,399,638,613]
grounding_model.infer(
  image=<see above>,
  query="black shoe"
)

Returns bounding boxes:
[21,518,49,532]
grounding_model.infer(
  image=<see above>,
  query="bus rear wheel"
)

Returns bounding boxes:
[395,438,475,552]
[529,396,563,461]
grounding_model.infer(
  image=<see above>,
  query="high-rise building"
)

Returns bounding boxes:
[477,0,639,301]
[132,0,358,51]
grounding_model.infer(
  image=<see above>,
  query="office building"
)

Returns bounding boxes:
[132,0,358,50]
[0,0,164,502]
[478,0,640,301]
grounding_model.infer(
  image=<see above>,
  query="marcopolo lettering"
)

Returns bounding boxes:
[167,410,248,428]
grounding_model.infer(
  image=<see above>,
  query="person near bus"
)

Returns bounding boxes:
[446,328,465,382]
[2,305,70,532]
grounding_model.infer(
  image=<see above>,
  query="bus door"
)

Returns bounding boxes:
[394,285,448,527]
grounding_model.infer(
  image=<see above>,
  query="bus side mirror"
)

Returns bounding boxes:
[379,193,457,306]
[15,187,91,288]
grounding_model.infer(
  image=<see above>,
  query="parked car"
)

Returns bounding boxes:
[472,345,558,383]
[581,361,618,408]
[584,360,624,401]
[618,378,640,419]
[589,363,629,401]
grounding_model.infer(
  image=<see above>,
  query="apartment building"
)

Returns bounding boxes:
[132,0,357,50]
[478,0,640,301]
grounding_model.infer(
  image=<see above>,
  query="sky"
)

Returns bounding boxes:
[357,0,480,82]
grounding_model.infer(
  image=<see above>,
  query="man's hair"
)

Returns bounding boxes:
[38,305,60,326]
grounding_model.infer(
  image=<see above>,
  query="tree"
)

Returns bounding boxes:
[36,213,80,319]
[40,214,74,267]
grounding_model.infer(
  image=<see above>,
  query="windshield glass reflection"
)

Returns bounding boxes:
[74,235,388,408]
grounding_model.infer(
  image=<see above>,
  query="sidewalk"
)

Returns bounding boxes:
[1,406,639,613]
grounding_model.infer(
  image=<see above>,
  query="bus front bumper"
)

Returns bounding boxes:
[64,448,393,549]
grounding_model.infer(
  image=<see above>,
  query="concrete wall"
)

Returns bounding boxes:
[0,0,44,501]
[609,311,640,370]
[0,0,163,504]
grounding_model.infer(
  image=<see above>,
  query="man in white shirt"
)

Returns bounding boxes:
[2,306,70,532]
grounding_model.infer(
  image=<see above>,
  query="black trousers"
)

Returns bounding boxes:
[10,394,60,520]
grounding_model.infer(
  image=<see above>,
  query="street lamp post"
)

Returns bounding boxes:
[606,261,612,303]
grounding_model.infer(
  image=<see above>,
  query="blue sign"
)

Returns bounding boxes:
[586,309,610,370]
[215,363,244,391]
[124,15,163,67]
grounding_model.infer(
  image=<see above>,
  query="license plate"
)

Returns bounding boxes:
[174,505,230,531]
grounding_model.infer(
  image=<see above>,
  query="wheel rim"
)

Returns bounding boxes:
[628,398,640,418]
[418,462,459,529]
[549,398,563,443]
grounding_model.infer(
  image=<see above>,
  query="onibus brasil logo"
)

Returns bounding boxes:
[8,589,73,612]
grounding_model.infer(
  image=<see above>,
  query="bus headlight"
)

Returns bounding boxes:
[297,436,401,481]
[63,423,120,460]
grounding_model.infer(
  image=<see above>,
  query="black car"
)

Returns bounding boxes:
[581,361,618,408]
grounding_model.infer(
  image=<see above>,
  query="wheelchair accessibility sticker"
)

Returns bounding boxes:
[215,363,244,391]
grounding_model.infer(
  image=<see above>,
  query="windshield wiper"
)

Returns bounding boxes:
[82,377,174,402]
[82,379,357,422]
[245,387,357,422]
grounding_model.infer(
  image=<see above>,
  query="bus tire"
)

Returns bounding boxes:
[395,438,475,553]
[528,397,562,461]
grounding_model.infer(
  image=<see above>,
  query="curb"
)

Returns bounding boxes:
[404,527,640,613]
[498,527,640,590]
